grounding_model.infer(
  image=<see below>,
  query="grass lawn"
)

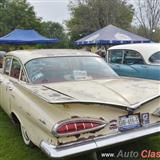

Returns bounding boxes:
[0,106,159,160]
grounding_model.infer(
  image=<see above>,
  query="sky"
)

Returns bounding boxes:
[27,0,135,25]
[27,0,71,24]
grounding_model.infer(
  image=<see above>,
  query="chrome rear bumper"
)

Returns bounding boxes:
[40,123,160,158]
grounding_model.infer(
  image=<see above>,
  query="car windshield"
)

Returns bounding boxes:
[25,56,118,84]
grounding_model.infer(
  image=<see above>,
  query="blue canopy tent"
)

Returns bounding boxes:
[75,25,152,45]
[0,29,59,45]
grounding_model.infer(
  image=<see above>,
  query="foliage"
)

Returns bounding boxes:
[0,0,70,50]
[131,26,160,43]
[0,0,42,36]
[40,21,70,48]
[66,0,134,41]
[0,0,42,51]
[134,0,160,41]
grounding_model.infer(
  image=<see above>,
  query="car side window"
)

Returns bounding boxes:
[10,59,21,79]
[4,58,12,75]
[149,51,160,64]
[123,50,144,65]
[108,50,123,64]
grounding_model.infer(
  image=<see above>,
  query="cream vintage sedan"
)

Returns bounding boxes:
[0,49,160,158]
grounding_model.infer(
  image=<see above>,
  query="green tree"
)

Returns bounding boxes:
[131,26,160,43]
[0,0,42,37]
[134,0,160,42]
[41,22,64,39]
[67,0,134,41]
[0,0,70,49]
[40,21,70,48]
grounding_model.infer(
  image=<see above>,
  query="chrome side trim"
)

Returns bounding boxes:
[40,123,160,158]
[52,117,107,137]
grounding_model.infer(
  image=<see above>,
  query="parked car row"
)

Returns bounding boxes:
[0,48,159,159]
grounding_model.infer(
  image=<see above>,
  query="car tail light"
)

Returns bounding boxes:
[53,118,107,137]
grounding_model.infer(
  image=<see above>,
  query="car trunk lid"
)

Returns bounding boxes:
[43,78,160,109]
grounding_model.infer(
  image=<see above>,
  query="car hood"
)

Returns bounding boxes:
[42,78,160,109]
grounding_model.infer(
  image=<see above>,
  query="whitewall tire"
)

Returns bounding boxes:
[20,124,33,146]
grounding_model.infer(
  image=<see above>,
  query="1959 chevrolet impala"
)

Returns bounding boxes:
[0,49,159,158]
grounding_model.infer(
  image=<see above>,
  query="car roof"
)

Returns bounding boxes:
[108,43,160,64]
[6,49,98,64]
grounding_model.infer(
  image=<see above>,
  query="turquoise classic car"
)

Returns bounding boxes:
[106,43,160,80]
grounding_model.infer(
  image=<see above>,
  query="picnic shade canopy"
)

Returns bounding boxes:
[75,24,152,45]
[0,29,59,45]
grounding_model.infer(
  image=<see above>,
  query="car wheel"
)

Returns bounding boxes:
[20,124,33,146]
